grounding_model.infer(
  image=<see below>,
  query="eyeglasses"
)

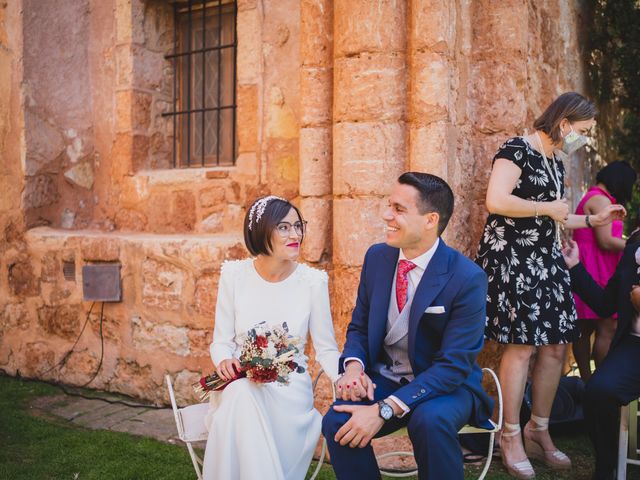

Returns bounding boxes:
[275,221,307,238]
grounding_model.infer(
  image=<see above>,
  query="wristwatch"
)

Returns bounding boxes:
[377,400,394,421]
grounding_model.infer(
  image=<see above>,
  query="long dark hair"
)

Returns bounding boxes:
[596,161,637,206]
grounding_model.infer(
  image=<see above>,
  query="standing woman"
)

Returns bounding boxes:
[476,92,625,479]
[572,161,637,382]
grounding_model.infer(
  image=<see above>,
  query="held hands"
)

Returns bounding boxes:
[630,285,640,313]
[592,204,627,227]
[335,361,376,401]
[561,239,580,268]
[332,403,384,448]
[216,358,242,381]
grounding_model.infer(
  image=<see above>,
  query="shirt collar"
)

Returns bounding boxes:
[398,238,440,272]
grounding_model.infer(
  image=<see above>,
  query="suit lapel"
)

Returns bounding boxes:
[408,241,454,361]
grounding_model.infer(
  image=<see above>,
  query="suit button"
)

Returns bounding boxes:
[420,389,426,394]
[412,395,417,399]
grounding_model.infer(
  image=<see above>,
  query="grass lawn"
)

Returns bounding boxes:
[2,373,640,480]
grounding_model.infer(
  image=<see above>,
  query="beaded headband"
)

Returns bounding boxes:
[248,195,286,230]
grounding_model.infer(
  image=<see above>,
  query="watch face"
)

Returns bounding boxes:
[379,402,393,420]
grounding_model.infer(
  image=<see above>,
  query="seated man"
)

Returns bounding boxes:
[563,238,640,480]
[322,172,494,480]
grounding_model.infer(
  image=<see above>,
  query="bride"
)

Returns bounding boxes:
[202,195,340,480]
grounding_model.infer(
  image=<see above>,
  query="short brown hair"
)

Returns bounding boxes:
[243,197,303,256]
[533,92,597,144]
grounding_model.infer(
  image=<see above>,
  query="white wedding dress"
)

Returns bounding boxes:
[202,259,340,480]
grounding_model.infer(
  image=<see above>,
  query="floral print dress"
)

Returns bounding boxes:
[476,137,579,345]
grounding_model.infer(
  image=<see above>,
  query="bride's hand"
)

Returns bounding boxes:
[335,362,375,401]
[216,358,242,381]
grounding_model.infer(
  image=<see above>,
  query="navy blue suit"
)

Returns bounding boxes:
[322,241,494,480]
[569,241,640,479]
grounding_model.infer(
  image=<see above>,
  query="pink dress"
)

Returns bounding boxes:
[573,186,624,319]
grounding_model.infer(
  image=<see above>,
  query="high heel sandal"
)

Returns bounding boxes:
[523,414,571,470]
[500,422,536,479]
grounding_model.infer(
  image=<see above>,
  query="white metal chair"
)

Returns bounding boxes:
[617,398,640,479]
[166,375,210,480]
[377,367,504,480]
[166,371,333,480]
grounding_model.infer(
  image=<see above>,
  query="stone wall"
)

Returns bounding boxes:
[0,0,593,405]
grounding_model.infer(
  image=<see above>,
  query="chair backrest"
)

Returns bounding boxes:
[165,375,209,442]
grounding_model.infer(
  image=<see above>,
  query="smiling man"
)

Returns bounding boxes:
[322,172,494,480]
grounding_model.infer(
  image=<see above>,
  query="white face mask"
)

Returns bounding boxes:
[560,124,588,155]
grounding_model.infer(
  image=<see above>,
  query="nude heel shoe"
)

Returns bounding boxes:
[500,422,536,479]
[523,415,571,470]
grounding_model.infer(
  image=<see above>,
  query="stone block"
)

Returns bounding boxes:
[60,349,100,384]
[193,273,218,318]
[470,60,527,134]
[237,0,258,11]
[237,8,260,84]
[409,122,449,177]
[471,0,527,61]
[334,0,406,56]
[299,127,331,197]
[117,90,152,132]
[237,84,258,152]
[300,67,332,127]
[130,134,150,171]
[266,87,298,139]
[23,342,56,377]
[187,329,211,357]
[131,316,190,356]
[131,44,165,91]
[23,175,59,209]
[114,209,148,231]
[330,265,362,341]
[41,252,59,283]
[1,303,30,331]
[64,162,95,190]
[111,359,153,399]
[80,237,121,261]
[115,44,133,87]
[37,304,81,340]
[334,53,406,122]
[300,0,332,67]
[410,0,454,52]
[300,197,331,263]
[333,122,406,196]
[200,210,225,233]
[8,261,40,297]
[198,187,226,208]
[141,258,186,311]
[333,198,386,267]
[87,310,122,343]
[24,110,65,175]
[172,191,196,232]
[410,51,450,123]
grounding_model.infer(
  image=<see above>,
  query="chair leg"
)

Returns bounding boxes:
[308,438,326,480]
[186,442,203,480]
[477,431,495,480]
[618,405,629,480]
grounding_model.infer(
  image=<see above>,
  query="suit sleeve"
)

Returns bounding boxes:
[569,244,632,318]
[338,248,372,373]
[392,269,487,409]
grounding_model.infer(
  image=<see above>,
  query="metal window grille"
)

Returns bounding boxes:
[164,1,237,168]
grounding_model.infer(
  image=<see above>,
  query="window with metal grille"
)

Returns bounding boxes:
[164,1,237,168]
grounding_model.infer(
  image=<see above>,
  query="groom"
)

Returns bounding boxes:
[322,172,494,480]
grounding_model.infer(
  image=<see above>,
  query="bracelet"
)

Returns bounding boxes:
[585,215,593,228]
[533,201,539,219]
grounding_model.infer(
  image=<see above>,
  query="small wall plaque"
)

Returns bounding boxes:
[82,264,122,302]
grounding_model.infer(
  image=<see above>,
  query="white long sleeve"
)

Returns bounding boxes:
[209,262,238,367]
[308,273,340,381]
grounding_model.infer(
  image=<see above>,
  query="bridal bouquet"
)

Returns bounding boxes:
[193,322,305,401]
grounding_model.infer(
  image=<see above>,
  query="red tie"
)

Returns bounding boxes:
[396,260,417,312]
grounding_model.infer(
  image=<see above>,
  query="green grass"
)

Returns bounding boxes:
[2,373,640,480]
[0,375,195,480]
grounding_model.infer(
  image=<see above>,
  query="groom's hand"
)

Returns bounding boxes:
[335,361,375,401]
[332,404,383,448]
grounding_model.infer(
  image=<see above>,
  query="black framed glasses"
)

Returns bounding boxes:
[275,221,307,238]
